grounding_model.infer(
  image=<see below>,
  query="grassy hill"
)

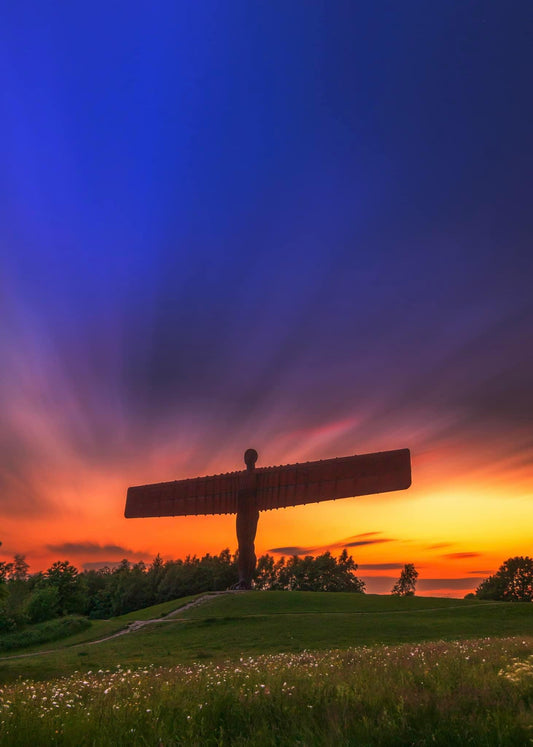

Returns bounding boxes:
[1,592,533,745]
[1,591,532,684]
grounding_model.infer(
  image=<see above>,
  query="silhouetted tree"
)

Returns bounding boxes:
[25,586,60,623]
[45,560,84,615]
[391,563,418,596]
[255,551,365,592]
[147,553,165,604]
[111,560,151,616]
[254,554,278,590]
[476,556,533,601]
[8,554,30,581]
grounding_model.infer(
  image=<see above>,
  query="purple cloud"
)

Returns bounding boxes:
[45,542,147,560]
[442,552,481,559]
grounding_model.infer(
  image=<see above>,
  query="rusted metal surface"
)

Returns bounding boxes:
[124,448,411,519]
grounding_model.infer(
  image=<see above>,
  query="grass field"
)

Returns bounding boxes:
[1,592,533,744]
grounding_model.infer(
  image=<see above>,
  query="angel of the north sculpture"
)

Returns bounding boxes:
[125,447,411,589]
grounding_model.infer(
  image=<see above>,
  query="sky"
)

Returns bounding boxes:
[1,2,532,597]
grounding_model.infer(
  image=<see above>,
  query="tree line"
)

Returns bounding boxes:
[2,548,529,634]
[0,548,426,634]
[0,549,366,631]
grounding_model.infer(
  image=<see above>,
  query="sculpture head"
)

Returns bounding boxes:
[244,448,258,470]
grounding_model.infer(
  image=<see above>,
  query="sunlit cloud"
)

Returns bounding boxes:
[0,3,532,596]
[45,542,146,559]
[268,533,396,556]
[442,552,482,560]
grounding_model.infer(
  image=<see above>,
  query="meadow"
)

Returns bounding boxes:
[1,592,533,744]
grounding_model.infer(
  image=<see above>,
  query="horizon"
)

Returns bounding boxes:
[1,3,532,600]
[0,543,489,600]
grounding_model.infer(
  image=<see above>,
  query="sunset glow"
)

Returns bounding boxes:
[1,3,531,598]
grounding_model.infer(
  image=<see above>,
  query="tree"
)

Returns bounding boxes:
[476,556,533,602]
[25,586,60,623]
[254,551,365,592]
[254,554,279,590]
[391,563,418,596]
[8,554,30,581]
[4,555,31,621]
[45,560,83,615]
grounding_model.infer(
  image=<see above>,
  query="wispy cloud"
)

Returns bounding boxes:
[268,533,395,556]
[442,552,481,559]
[45,542,147,560]
[268,546,309,556]
[358,563,406,570]
[344,539,393,548]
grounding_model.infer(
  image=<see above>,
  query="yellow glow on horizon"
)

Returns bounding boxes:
[1,440,532,600]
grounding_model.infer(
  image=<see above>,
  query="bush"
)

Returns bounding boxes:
[0,615,91,652]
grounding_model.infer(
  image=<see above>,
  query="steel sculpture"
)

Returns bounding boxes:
[125,447,411,589]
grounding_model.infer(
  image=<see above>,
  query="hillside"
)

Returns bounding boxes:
[1,591,532,684]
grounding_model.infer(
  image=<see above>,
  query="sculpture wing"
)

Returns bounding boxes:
[254,448,411,511]
[125,449,411,518]
[125,471,241,517]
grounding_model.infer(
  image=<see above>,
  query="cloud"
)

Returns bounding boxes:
[268,533,395,556]
[268,546,308,556]
[468,569,492,575]
[426,543,454,550]
[0,447,61,519]
[45,542,147,560]
[442,552,481,559]
[344,539,393,548]
[358,563,406,571]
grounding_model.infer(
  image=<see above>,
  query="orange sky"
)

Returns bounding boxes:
[1,1,532,603]
[2,418,532,598]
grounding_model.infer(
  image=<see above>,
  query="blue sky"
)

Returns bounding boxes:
[1,2,532,593]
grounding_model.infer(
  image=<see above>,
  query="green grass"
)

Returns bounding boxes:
[2,636,533,745]
[0,594,204,656]
[1,592,532,685]
[178,590,465,618]
[2,593,533,744]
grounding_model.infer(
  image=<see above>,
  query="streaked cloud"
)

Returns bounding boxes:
[344,539,393,548]
[0,4,532,591]
[268,533,395,556]
[442,552,481,560]
[45,542,147,560]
